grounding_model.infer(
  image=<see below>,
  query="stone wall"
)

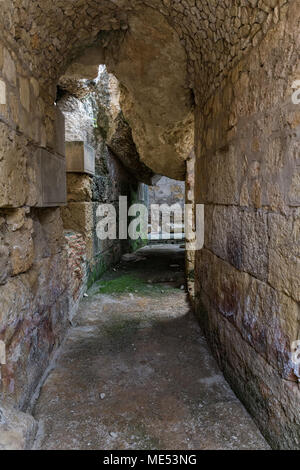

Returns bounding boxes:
[0,1,287,182]
[194,2,300,449]
[129,182,149,252]
[64,231,87,322]
[185,152,196,301]
[0,207,69,410]
[0,0,298,450]
[0,59,143,428]
[147,176,185,244]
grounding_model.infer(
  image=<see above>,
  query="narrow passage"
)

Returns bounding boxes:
[33,245,268,450]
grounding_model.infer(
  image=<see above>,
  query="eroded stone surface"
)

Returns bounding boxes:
[195,1,300,449]
[0,404,37,450]
[0,0,286,179]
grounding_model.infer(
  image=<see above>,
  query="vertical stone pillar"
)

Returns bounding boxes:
[185,150,196,302]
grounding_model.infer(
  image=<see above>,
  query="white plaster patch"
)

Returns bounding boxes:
[0,80,6,105]
[0,340,6,365]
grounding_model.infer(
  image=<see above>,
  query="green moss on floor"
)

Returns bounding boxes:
[95,274,177,296]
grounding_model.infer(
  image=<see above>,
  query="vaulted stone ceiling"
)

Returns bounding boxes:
[0,0,283,178]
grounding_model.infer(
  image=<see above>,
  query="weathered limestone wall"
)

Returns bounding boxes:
[0,52,140,426]
[185,151,196,301]
[194,2,300,449]
[0,207,69,411]
[0,39,70,421]
[0,1,286,181]
[129,182,149,252]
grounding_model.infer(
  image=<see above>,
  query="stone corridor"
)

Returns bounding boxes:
[32,246,268,450]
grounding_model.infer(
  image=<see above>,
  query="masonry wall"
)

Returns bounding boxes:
[59,85,143,293]
[0,59,139,416]
[194,4,300,449]
[185,152,196,301]
[0,38,71,414]
[148,177,185,208]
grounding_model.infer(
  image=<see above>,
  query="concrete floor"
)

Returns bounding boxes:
[32,245,269,450]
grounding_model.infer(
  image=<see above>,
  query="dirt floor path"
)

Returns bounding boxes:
[32,245,269,450]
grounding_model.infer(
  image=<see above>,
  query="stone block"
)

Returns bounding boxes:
[197,249,299,380]
[0,124,28,208]
[198,145,239,205]
[0,277,31,344]
[19,77,30,112]
[3,211,34,276]
[0,340,5,364]
[33,208,65,258]
[205,205,242,270]
[35,148,67,207]
[6,208,26,231]
[241,209,269,282]
[195,286,300,450]
[66,141,95,176]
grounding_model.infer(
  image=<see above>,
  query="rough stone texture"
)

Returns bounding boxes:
[65,174,93,203]
[32,246,268,450]
[148,177,185,209]
[185,151,196,301]
[194,2,300,449]
[66,141,95,176]
[61,202,94,260]
[0,0,284,178]
[64,231,87,322]
[0,207,69,412]
[0,124,33,208]
[0,404,37,450]
[108,8,194,179]
[59,77,145,285]
[95,68,154,184]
